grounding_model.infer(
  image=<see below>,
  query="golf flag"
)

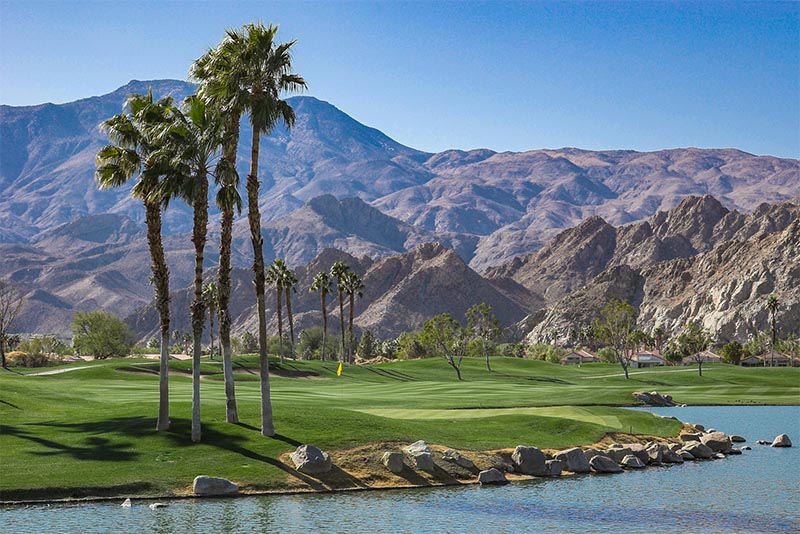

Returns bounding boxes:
[337,361,343,376]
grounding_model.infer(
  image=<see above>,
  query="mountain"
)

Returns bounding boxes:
[520,199,799,344]
[128,243,530,342]
[2,80,798,271]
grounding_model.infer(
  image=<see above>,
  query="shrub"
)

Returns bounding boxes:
[71,311,133,359]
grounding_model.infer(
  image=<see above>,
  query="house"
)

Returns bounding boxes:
[561,349,599,365]
[629,351,666,368]
[681,350,723,366]
[740,353,792,367]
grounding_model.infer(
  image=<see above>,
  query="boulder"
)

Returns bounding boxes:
[701,432,733,453]
[771,434,793,448]
[727,448,742,455]
[512,446,547,476]
[382,451,404,474]
[544,459,563,477]
[590,455,623,474]
[680,450,695,461]
[714,453,727,459]
[668,443,683,452]
[742,446,752,451]
[730,435,746,443]
[582,449,610,462]
[554,447,590,473]
[478,468,508,485]
[627,444,651,464]
[193,475,239,496]
[121,498,131,508]
[756,440,771,445]
[442,449,474,469]
[693,424,706,432]
[662,449,685,464]
[681,442,714,459]
[644,443,664,464]
[605,446,634,463]
[620,454,646,469]
[632,391,676,406]
[290,445,332,475]
[680,433,701,442]
[406,440,431,455]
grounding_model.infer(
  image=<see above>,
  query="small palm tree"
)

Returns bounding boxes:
[281,265,298,359]
[340,271,364,363]
[96,90,176,432]
[310,272,333,361]
[266,259,288,363]
[330,261,350,361]
[767,294,779,367]
[202,282,219,359]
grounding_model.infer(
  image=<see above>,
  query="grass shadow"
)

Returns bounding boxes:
[2,422,140,462]
[0,399,21,409]
[364,367,419,382]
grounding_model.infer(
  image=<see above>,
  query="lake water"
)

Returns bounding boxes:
[3,406,799,533]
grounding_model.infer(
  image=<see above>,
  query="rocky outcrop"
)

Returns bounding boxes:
[290,445,332,475]
[511,446,547,476]
[192,476,239,496]
[632,391,676,407]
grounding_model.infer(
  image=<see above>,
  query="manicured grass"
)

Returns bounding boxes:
[1,356,797,500]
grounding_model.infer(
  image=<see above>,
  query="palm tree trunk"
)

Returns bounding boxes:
[246,114,274,437]
[208,305,215,360]
[190,171,209,443]
[484,339,492,372]
[321,293,327,362]
[219,205,238,423]
[146,200,171,432]
[285,286,295,359]
[276,288,284,363]
[338,289,345,361]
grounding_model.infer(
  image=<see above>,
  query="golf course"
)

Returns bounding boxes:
[1,356,798,502]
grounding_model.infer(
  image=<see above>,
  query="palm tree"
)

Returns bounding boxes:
[341,271,364,363]
[157,94,226,442]
[202,282,219,359]
[266,259,288,363]
[330,261,350,361]
[310,272,332,361]
[191,34,245,426]
[192,22,305,437]
[281,265,298,359]
[767,294,779,367]
[96,91,176,431]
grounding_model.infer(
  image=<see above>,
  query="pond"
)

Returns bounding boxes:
[3,406,798,533]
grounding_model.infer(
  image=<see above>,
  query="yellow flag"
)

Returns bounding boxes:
[337,361,343,376]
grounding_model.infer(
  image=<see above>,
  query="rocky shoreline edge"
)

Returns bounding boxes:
[3,424,792,507]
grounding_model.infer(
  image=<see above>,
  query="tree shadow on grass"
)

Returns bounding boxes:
[1,422,140,462]
[363,367,419,382]
[0,399,21,409]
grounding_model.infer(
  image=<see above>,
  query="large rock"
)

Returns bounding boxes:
[771,434,793,447]
[701,432,733,453]
[192,476,239,496]
[406,440,430,455]
[680,433,701,442]
[730,435,746,443]
[632,391,676,406]
[583,449,610,462]
[605,446,634,463]
[662,449,685,464]
[545,459,563,477]
[627,443,651,464]
[645,443,664,464]
[406,440,435,472]
[554,447,591,473]
[512,446,547,476]
[620,454,646,469]
[680,450,695,461]
[442,449,474,469]
[681,442,714,460]
[590,455,623,474]
[382,451,404,474]
[478,468,508,485]
[290,445,332,475]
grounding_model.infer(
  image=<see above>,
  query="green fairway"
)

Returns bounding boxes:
[1,356,797,501]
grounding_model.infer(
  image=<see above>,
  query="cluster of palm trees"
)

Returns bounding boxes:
[95,22,305,441]
[309,261,364,363]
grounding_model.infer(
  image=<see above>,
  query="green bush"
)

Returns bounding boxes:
[71,311,133,359]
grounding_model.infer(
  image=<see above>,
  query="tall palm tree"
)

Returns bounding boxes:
[192,22,305,437]
[96,91,176,432]
[341,271,364,363]
[202,281,219,359]
[330,261,350,361]
[157,94,226,442]
[266,259,288,363]
[310,272,332,361]
[191,36,245,425]
[281,265,298,359]
[767,294,779,367]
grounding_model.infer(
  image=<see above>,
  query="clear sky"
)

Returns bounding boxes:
[1,0,798,158]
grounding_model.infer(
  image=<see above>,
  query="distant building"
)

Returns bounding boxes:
[630,351,666,368]
[740,353,792,367]
[561,349,599,365]
[681,350,723,366]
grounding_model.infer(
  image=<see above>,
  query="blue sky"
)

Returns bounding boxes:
[1,0,798,158]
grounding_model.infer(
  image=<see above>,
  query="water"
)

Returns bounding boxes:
[3,406,799,533]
